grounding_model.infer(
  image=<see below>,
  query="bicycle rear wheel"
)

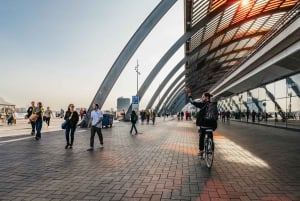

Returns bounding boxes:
[205,138,214,169]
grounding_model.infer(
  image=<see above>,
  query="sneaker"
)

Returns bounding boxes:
[65,144,69,149]
[69,145,72,149]
[198,150,203,158]
[99,144,104,149]
[87,147,94,151]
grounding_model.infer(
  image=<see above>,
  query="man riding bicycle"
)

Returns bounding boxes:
[185,87,218,158]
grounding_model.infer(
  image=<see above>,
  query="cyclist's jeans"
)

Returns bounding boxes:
[199,128,214,151]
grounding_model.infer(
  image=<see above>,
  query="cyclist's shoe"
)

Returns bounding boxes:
[198,150,204,159]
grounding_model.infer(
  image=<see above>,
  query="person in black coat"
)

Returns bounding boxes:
[130,110,138,135]
[64,104,79,149]
[185,87,217,158]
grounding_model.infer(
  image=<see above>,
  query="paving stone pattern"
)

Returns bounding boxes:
[0,119,299,201]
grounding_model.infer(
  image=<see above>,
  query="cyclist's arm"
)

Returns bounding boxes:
[188,96,206,108]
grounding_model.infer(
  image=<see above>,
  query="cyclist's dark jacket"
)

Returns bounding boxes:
[188,96,217,129]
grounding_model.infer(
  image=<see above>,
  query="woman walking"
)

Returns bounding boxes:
[64,104,79,149]
[130,110,138,135]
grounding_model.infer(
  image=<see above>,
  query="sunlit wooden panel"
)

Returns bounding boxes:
[260,12,285,31]
[227,52,238,60]
[249,0,269,17]
[245,36,262,47]
[264,0,282,12]
[199,44,211,58]
[211,34,225,50]
[281,0,298,8]
[225,42,239,53]
[210,0,227,12]
[235,50,249,58]
[222,27,239,44]
[235,38,251,49]
[214,47,227,58]
[207,52,217,60]
[216,2,239,32]
[203,13,222,41]
[247,16,269,35]
[190,27,204,51]
[232,0,256,24]
[234,19,255,39]
[219,55,229,63]
[192,0,210,26]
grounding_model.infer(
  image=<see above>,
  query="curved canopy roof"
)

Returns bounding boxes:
[184,0,299,97]
[0,97,15,106]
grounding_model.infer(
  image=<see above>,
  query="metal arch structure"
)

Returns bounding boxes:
[88,0,177,112]
[154,72,185,112]
[131,0,241,111]
[115,0,244,118]
[146,58,187,110]
[155,76,185,113]
[166,90,185,113]
[158,84,185,115]
[173,94,187,113]
[184,0,300,99]
[162,84,185,114]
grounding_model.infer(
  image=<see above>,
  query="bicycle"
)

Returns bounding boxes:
[200,128,214,169]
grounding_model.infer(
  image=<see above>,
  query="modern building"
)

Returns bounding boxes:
[117,97,130,112]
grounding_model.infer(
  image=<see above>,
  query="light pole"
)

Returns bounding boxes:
[134,60,141,96]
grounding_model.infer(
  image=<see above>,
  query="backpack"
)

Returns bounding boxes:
[204,102,218,121]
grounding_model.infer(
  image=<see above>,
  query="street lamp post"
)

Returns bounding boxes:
[134,60,141,96]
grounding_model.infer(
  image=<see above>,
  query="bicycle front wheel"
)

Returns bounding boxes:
[205,138,214,169]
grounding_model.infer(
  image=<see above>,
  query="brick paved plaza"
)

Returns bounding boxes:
[0,118,299,201]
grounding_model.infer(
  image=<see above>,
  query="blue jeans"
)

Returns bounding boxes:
[65,126,76,145]
[35,118,43,138]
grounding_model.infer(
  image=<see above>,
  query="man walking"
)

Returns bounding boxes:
[87,103,104,151]
[44,107,54,126]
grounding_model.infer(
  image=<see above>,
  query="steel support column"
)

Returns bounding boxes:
[157,81,185,114]
[162,85,185,114]
[154,72,185,111]
[146,58,186,109]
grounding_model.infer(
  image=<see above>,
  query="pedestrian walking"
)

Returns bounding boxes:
[130,110,138,134]
[146,110,150,124]
[44,107,54,126]
[152,111,156,125]
[246,110,250,123]
[252,110,256,123]
[27,101,36,135]
[87,103,104,151]
[33,102,44,140]
[79,108,84,120]
[64,104,79,149]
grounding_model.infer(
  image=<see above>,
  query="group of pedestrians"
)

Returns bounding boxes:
[139,109,156,125]
[27,101,105,151]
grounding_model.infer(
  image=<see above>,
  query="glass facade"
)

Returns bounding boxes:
[218,73,300,130]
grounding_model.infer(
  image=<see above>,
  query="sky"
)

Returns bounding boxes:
[0,0,185,111]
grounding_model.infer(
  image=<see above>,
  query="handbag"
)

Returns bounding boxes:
[29,114,39,122]
[61,120,69,129]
